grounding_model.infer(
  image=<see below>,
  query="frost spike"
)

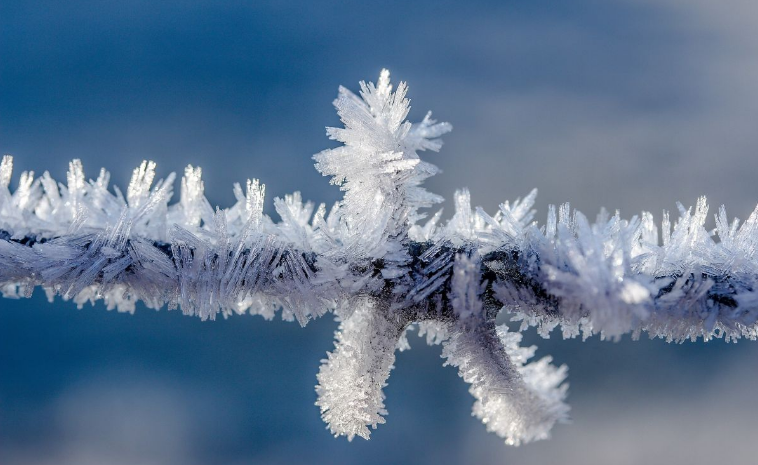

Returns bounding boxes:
[442,323,569,445]
[315,300,406,441]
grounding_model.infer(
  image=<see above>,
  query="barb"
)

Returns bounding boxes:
[1,70,757,445]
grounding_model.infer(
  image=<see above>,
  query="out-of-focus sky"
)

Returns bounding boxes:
[1,1,758,464]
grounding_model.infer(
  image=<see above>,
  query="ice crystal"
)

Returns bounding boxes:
[316,299,403,441]
[1,70,757,445]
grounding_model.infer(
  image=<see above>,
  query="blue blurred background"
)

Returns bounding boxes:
[2,1,758,464]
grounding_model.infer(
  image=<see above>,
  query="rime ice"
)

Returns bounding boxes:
[1,70,757,445]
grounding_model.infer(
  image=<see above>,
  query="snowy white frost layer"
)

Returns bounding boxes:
[2,70,757,445]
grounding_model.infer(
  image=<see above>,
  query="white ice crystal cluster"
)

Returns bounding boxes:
[1,70,757,446]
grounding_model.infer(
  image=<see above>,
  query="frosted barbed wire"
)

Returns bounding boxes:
[1,70,757,445]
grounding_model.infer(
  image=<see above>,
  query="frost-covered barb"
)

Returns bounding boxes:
[1,70,757,446]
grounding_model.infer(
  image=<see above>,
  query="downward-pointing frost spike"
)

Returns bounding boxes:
[442,323,569,445]
[315,300,405,441]
[446,252,569,444]
[1,70,758,446]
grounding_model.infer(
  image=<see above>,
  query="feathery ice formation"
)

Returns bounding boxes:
[1,70,757,445]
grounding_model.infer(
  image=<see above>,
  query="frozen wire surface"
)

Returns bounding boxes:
[1,71,757,445]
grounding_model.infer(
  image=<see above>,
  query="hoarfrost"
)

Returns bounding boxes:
[1,69,756,445]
